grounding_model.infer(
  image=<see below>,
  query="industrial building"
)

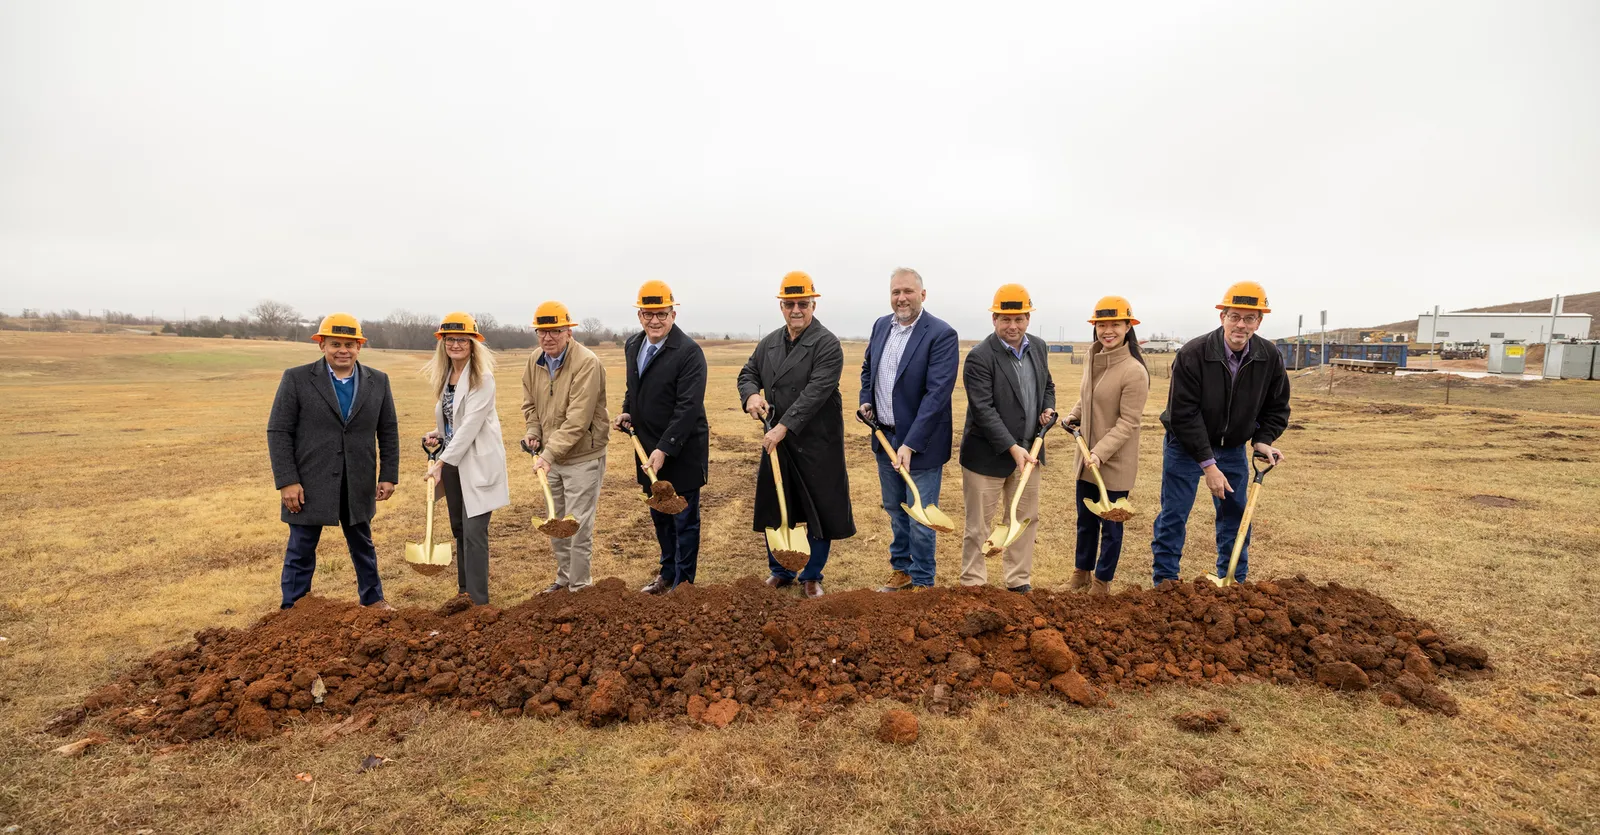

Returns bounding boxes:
[1416,312,1591,345]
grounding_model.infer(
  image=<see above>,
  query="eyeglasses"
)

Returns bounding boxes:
[1224,313,1262,326]
[781,300,812,310]
[537,329,567,340]
[639,310,672,321]
[443,337,472,346]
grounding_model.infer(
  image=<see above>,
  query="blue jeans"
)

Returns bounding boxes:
[875,455,942,587]
[281,520,384,608]
[1075,479,1129,582]
[766,535,832,583]
[651,489,701,589]
[1150,434,1252,585]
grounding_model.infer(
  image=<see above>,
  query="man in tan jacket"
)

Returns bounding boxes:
[521,301,609,593]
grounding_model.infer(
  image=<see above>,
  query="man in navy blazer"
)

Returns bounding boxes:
[858,267,960,591]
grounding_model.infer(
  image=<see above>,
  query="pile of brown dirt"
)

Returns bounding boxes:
[63,576,1490,743]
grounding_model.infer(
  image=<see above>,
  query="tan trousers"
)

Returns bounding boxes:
[548,456,605,590]
[960,465,1042,589]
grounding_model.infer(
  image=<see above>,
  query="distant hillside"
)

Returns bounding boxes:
[1366,291,1600,334]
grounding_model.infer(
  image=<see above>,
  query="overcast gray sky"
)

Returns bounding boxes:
[2,1,1596,341]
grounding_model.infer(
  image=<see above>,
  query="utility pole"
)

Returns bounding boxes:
[1321,311,1330,394]
[1429,304,1439,369]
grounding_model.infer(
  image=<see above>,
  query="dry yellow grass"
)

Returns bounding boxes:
[1,331,1597,833]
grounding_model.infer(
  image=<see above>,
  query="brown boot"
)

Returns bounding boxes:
[1070,569,1092,592]
[1089,578,1112,596]
[877,570,913,592]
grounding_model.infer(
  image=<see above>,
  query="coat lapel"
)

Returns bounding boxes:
[992,334,1025,404]
[774,326,813,381]
[310,359,343,421]
[345,363,373,424]
[638,327,675,381]
[895,319,928,381]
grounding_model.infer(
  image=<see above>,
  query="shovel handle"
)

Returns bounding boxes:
[626,430,661,482]
[1069,428,1114,503]
[423,475,437,549]
[1251,452,1277,482]
[422,437,445,460]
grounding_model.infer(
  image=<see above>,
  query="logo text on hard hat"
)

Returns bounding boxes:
[330,325,357,336]
[1000,301,1025,311]
[784,286,804,295]
[1095,308,1119,318]
[641,296,664,305]
[536,316,559,325]
[1231,295,1259,306]
[439,322,465,331]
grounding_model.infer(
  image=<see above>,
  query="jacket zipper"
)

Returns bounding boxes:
[1219,336,1243,448]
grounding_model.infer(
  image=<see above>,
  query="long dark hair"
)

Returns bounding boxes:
[1090,324,1147,369]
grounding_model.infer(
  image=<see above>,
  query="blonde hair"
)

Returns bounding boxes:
[423,336,496,397]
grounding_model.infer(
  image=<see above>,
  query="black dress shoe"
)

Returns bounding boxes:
[765,575,794,589]
[640,576,669,595]
[1007,584,1032,593]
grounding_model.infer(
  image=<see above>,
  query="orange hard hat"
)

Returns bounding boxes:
[776,271,820,299]
[312,313,366,343]
[635,280,677,310]
[1088,295,1140,326]
[532,301,576,330]
[436,311,484,340]
[989,284,1034,314]
[1216,281,1271,313]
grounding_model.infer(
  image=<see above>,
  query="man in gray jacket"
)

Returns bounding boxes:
[266,313,400,610]
[958,285,1057,593]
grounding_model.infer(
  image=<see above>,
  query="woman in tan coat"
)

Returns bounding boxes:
[1065,296,1150,594]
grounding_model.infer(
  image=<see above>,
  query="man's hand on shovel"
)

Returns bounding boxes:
[1252,442,1285,466]
[762,422,787,453]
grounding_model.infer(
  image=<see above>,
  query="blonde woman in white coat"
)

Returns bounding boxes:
[422,312,510,605]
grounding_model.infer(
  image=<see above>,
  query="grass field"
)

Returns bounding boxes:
[2,330,1598,834]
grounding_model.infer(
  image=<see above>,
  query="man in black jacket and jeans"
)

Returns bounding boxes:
[1151,282,1290,586]
[615,281,710,594]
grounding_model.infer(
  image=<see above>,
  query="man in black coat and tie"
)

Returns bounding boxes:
[615,281,711,594]
[958,285,1057,593]
[737,271,855,599]
[266,313,400,610]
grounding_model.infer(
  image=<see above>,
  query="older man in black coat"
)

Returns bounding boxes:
[616,281,710,594]
[266,314,400,610]
[737,271,855,599]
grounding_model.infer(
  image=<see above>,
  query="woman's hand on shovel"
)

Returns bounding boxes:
[423,460,442,484]
[1088,452,1102,470]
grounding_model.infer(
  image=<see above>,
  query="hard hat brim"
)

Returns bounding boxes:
[1088,316,1141,326]
[435,330,485,340]
[1215,304,1272,314]
[989,305,1034,314]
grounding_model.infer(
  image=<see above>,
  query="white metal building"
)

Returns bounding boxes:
[1416,312,1591,344]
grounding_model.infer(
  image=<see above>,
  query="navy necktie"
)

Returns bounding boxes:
[641,342,659,372]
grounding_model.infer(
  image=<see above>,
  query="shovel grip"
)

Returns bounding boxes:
[629,432,660,482]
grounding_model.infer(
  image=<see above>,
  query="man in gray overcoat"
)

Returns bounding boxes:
[737,271,855,599]
[266,313,400,610]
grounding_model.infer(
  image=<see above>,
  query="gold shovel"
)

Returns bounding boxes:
[1069,426,1136,523]
[983,414,1057,556]
[1209,453,1277,587]
[404,438,453,575]
[761,411,810,572]
[620,426,688,515]
[520,440,578,538]
[855,411,955,533]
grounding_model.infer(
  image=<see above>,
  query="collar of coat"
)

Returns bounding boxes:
[1089,340,1132,367]
[1201,327,1268,366]
[984,331,1037,358]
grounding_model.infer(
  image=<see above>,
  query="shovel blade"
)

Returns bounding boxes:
[918,504,958,534]
[538,516,580,539]
[998,518,1030,549]
[405,542,452,575]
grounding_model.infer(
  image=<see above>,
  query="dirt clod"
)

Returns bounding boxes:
[876,710,919,745]
[1173,708,1233,733]
[77,577,1489,741]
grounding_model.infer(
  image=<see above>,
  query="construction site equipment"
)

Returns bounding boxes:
[635,281,677,309]
[776,271,821,299]
[1069,425,1136,522]
[988,284,1034,314]
[1087,296,1140,325]
[1216,281,1271,313]
[856,411,956,533]
[531,301,576,330]
[1542,341,1596,380]
[436,312,484,340]
[1328,358,1398,374]
[520,440,578,538]
[620,425,688,514]
[761,411,810,571]
[404,439,453,575]
[1209,453,1276,587]
[312,313,366,343]
[984,414,1057,556]
[1487,340,1527,375]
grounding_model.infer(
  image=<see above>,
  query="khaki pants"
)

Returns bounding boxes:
[960,465,1041,589]
[548,456,605,590]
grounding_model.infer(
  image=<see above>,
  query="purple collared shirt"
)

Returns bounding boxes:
[1199,341,1251,470]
